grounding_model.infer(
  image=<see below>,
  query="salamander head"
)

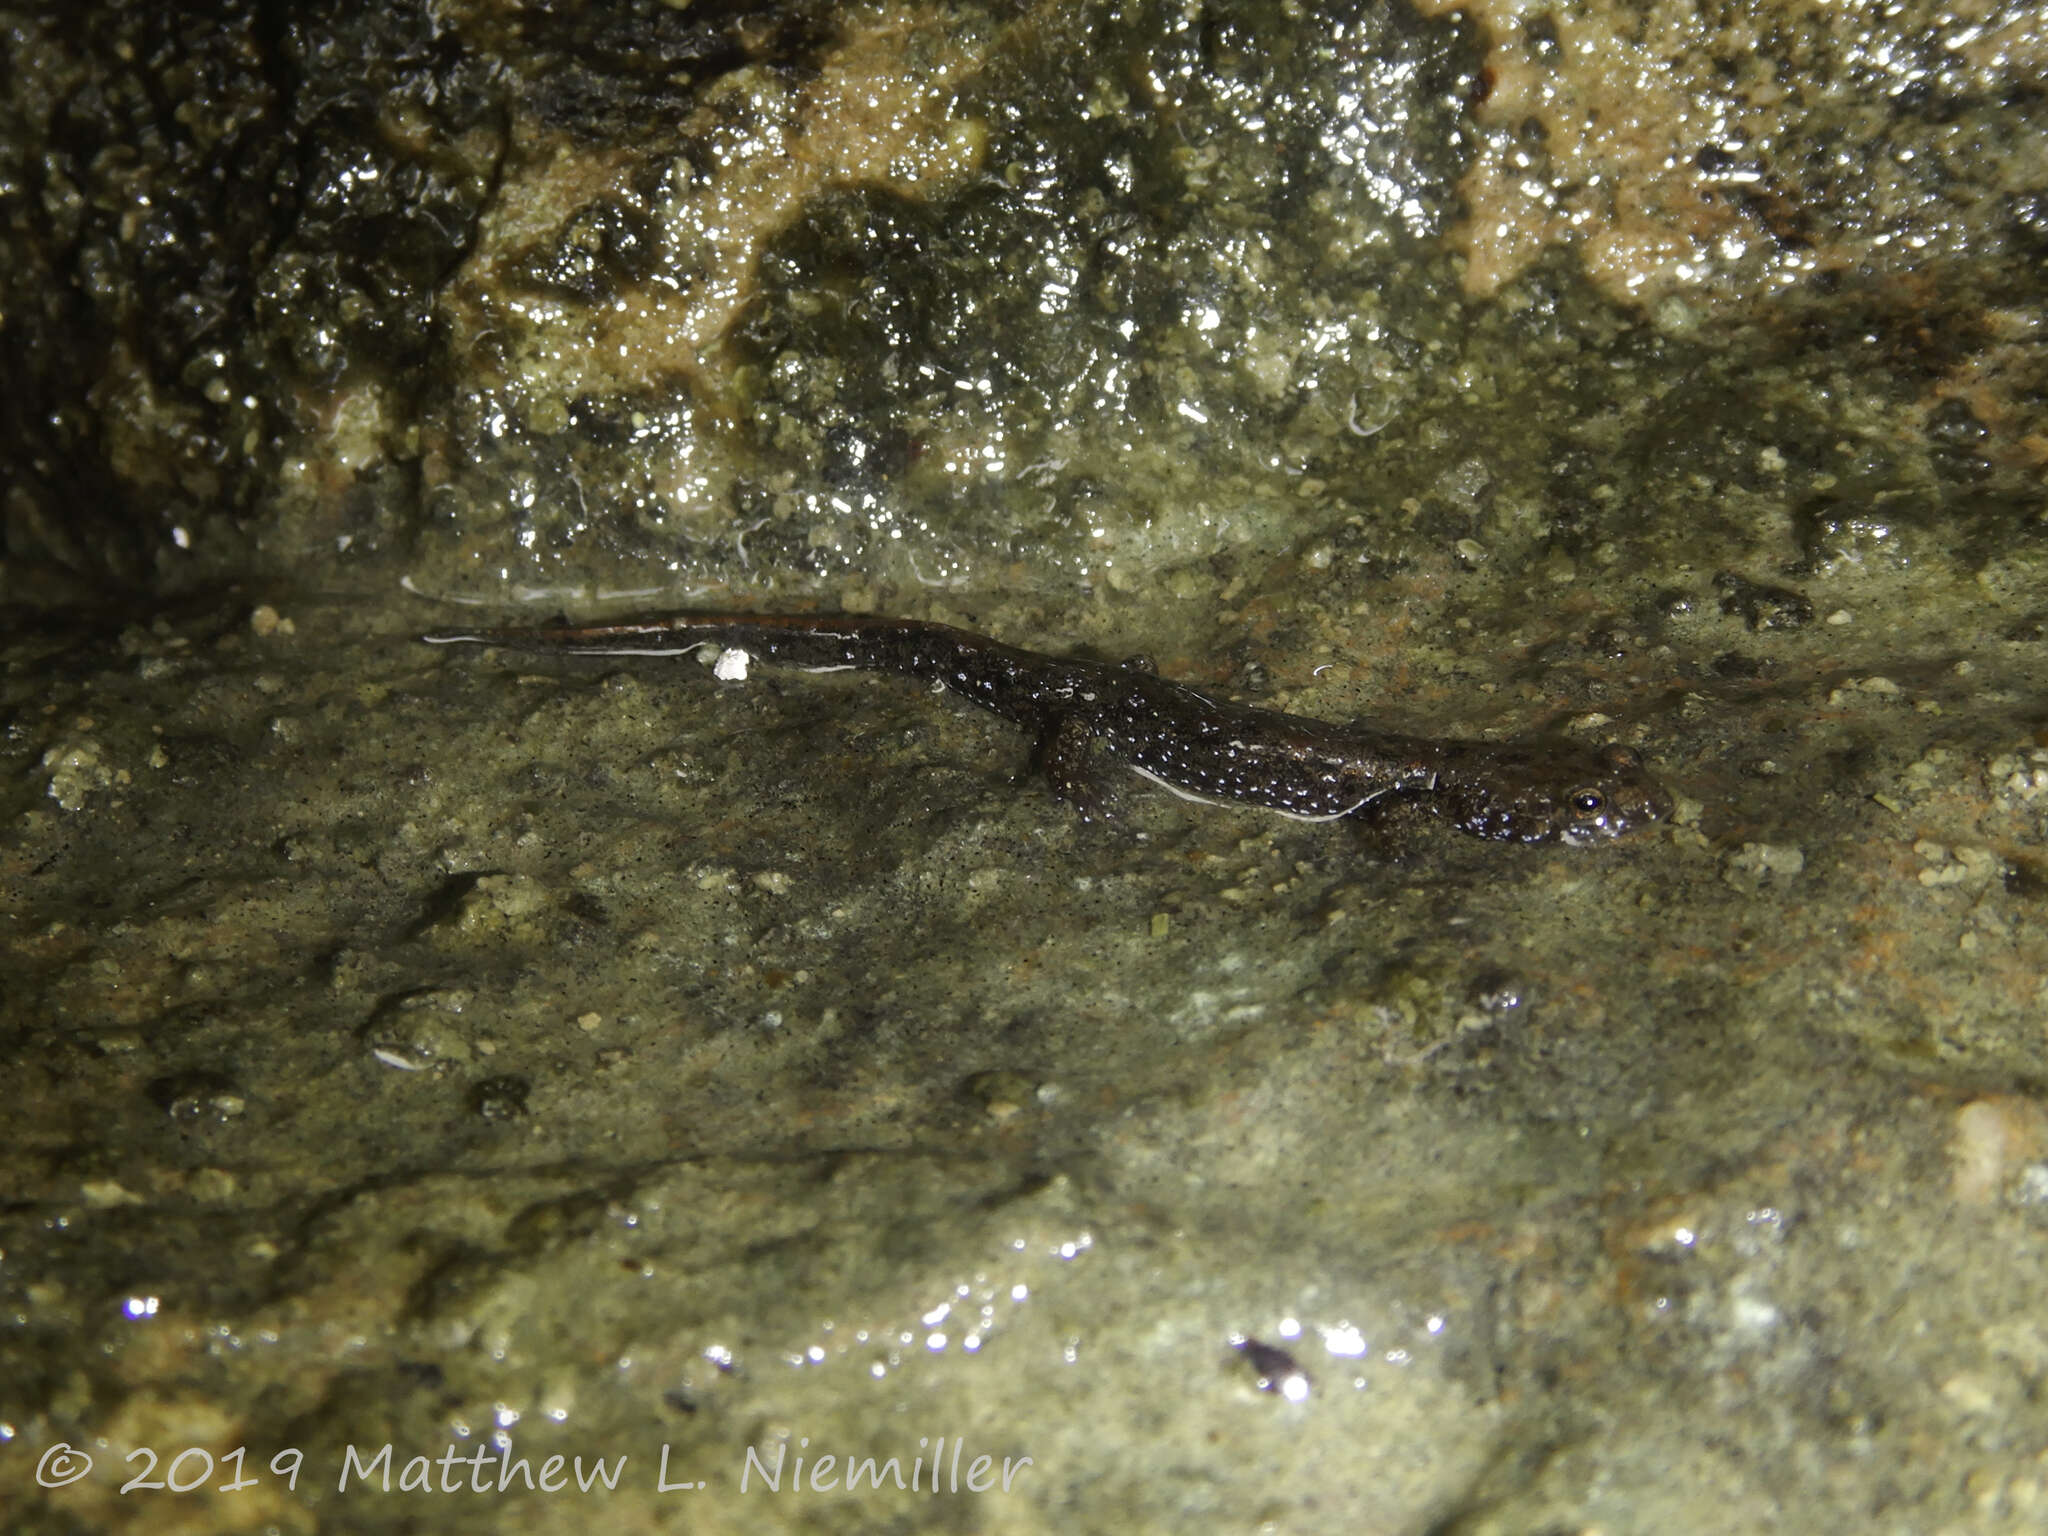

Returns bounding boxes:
[1431,741,1671,845]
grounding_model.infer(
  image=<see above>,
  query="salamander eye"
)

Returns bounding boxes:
[1569,789,1606,815]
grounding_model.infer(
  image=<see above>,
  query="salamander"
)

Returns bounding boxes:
[422,611,1671,845]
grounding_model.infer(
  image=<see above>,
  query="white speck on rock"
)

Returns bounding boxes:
[42,740,111,811]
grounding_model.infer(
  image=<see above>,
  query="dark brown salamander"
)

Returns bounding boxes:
[423,612,1671,845]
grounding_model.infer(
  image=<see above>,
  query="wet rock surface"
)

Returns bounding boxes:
[5,0,2048,1531]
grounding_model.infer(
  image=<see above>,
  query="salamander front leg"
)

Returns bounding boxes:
[1347,788,1432,861]
[1036,714,1121,823]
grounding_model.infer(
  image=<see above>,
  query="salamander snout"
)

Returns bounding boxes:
[1436,740,1672,844]
[1551,743,1672,845]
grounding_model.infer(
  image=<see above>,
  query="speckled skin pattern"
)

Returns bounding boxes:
[424,613,1671,844]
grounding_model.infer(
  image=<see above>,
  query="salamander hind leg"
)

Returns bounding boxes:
[1036,714,1122,823]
